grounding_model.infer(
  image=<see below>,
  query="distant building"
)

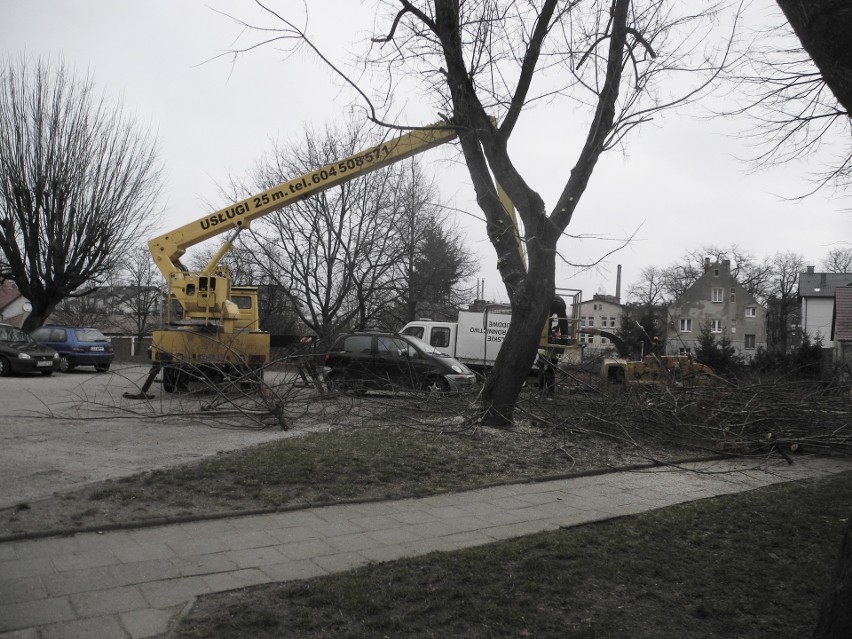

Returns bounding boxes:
[576,294,624,354]
[799,266,852,349]
[572,265,625,356]
[833,286,852,381]
[666,259,766,360]
[0,280,30,328]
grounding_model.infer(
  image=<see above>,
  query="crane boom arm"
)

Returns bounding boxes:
[148,122,460,279]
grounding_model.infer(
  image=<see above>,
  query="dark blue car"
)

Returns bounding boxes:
[30,325,114,373]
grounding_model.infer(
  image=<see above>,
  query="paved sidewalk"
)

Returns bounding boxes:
[2,455,851,638]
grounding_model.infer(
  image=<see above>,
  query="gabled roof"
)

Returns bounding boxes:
[833,287,852,341]
[669,260,762,308]
[799,272,852,298]
[0,280,22,312]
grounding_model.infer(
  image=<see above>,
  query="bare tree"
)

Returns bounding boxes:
[822,246,852,273]
[627,266,668,307]
[240,121,417,346]
[765,6,852,637]
[776,0,852,115]
[228,1,737,425]
[0,57,161,332]
[765,250,806,354]
[51,292,109,328]
[727,4,851,191]
[384,160,477,326]
[659,262,703,302]
[111,246,164,340]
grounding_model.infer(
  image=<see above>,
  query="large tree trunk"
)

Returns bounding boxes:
[813,512,852,639]
[770,9,852,634]
[776,0,852,115]
[479,257,556,427]
[20,296,60,333]
[429,0,629,427]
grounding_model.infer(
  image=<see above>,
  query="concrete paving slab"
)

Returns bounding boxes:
[0,368,310,510]
[0,455,850,637]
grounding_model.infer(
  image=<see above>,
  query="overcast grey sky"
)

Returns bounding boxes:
[4,0,850,304]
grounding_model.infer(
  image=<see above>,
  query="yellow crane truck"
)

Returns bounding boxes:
[127,122,462,397]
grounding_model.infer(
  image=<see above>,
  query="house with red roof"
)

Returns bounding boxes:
[0,280,30,328]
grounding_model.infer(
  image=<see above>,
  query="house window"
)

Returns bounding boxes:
[711,319,722,333]
[730,288,736,302]
[679,318,692,332]
[745,307,756,318]
[601,337,609,344]
[744,334,756,349]
[712,287,723,303]
[588,317,595,327]
[609,316,617,327]
[580,316,586,327]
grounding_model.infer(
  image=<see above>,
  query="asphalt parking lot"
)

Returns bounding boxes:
[0,363,309,510]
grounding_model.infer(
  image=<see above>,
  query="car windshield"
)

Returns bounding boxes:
[0,326,31,342]
[76,328,108,342]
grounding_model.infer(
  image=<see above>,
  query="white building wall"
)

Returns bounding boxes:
[801,297,835,347]
[576,299,623,354]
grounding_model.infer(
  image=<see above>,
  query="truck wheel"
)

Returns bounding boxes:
[423,377,450,398]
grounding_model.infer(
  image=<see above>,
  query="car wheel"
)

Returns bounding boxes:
[423,376,450,399]
[95,363,110,372]
[0,357,10,377]
[59,356,74,373]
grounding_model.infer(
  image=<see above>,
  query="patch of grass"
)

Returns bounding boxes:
[4,418,670,537]
[69,508,100,521]
[174,471,852,639]
[88,486,138,502]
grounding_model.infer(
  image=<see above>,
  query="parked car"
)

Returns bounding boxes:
[29,325,114,373]
[323,332,477,396]
[0,323,59,376]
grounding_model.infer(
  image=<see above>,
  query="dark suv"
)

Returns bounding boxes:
[323,332,476,396]
[30,326,114,373]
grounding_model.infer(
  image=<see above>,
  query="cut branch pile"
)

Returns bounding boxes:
[562,381,852,460]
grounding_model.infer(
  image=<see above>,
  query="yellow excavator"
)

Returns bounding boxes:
[126,121,462,397]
